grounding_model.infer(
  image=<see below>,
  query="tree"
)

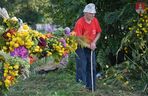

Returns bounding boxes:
[48,0,86,27]
[0,0,51,25]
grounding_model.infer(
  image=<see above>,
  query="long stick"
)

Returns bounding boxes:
[91,50,94,92]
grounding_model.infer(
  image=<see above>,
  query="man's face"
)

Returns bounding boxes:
[84,12,95,21]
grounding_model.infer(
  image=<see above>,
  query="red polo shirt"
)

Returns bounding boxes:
[74,16,102,44]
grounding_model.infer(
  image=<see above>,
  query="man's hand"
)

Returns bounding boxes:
[90,42,96,50]
[85,43,91,49]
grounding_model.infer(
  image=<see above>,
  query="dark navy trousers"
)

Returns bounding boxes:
[76,47,96,90]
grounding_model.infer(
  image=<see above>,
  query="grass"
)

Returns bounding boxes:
[7,58,147,96]
[7,68,147,96]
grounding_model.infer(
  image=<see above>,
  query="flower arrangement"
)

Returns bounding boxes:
[0,51,29,95]
[0,7,78,95]
[0,9,77,61]
[44,29,78,63]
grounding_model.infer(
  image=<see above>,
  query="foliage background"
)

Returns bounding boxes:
[0,0,148,95]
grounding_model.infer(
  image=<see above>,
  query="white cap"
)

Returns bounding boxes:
[83,3,96,13]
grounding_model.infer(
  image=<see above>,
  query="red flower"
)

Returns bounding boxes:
[38,37,46,47]
[2,29,16,40]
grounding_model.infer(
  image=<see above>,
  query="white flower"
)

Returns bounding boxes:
[11,17,18,22]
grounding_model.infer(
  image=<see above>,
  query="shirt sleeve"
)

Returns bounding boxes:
[74,19,83,36]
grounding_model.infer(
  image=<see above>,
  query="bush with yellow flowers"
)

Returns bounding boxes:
[102,12,148,91]
[121,13,148,68]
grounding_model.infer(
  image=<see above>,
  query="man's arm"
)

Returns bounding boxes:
[90,32,101,50]
[93,32,101,44]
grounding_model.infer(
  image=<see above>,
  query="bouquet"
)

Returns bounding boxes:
[0,7,78,95]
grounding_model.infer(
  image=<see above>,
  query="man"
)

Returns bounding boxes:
[74,3,102,91]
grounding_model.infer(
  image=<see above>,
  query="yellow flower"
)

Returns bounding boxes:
[41,35,46,39]
[26,45,32,49]
[39,48,43,52]
[9,71,15,76]
[6,33,11,37]
[3,18,7,22]
[36,46,40,49]
[23,24,30,30]
[16,37,22,41]
[59,53,63,56]
[4,72,8,77]
[136,34,140,37]
[9,47,14,51]
[6,42,9,45]
[19,41,25,45]
[0,81,2,85]
[124,81,129,85]
[3,46,7,50]
[4,79,11,87]
[11,17,18,22]
[6,76,12,80]
[25,31,29,35]
[9,41,15,46]
[14,43,19,48]
[47,51,52,56]
[34,48,40,52]
[9,66,13,70]
[13,64,19,70]
[138,24,142,28]
[4,63,10,68]
[135,30,140,34]
[14,71,19,76]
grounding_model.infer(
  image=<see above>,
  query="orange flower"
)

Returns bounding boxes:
[29,56,37,64]
[45,33,53,38]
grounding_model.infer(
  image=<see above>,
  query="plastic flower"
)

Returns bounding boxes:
[38,37,46,47]
[10,46,28,59]
[64,27,71,36]
[59,38,66,47]
[2,29,16,40]
[11,17,18,22]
